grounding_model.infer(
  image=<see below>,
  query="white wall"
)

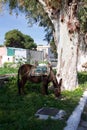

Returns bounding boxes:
[37,45,55,61]
[1,56,13,66]
[15,49,27,63]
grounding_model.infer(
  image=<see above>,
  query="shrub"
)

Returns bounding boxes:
[4,62,13,68]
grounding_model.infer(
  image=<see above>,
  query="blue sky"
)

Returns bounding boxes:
[0,11,47,45]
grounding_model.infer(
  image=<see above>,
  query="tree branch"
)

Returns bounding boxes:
[38,0,46,7]
[38,0,60,20]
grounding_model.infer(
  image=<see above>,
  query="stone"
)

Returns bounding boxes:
[35,107,66,120]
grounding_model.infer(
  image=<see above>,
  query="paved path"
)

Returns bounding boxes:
[77,100,87,130]
[64,90,87,130]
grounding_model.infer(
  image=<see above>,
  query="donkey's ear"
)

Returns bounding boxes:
[48,62,52,67]
[47,62,52,69]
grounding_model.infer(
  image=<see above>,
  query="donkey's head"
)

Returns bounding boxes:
[52,73,62,97]
[47,63,62,97]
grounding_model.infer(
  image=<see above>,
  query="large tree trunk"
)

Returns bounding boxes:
[39,0,79,90]
[53,18,78,90]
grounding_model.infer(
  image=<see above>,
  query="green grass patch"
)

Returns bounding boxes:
[0,67,18,75]
[0,70,87,130]
[78,71,87,84]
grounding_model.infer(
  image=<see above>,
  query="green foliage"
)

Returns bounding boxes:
[78,71,87,84]
[4,29,25,48]
[0,66,18,75]
[4,62,14,68]
[23,34,37,49]
[0,77,66,130]
[0,70,87,130]
[3,0,87,39]
[78,1,87,33]
[3,0,53,43]
[1,0,86,46]
[4,29,37,49]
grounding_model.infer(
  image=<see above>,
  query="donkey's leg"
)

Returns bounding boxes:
[17,76,22,94]
[18,79,25,95]
[21,78,27,94]
[45,83,48,95]
[18,84,21,94]
[18,80,22,94]
[42,82,48,95]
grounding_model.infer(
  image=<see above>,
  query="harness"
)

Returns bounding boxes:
[29,65,50,77]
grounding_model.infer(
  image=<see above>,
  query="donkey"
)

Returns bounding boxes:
[17,63,62,97]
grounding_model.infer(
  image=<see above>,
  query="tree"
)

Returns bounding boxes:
[2,0,87,90]
[23,34,37,49]
[4,29,25,48]
[4,29,37,49]
[77,0,87,71]
[78,0,87,33]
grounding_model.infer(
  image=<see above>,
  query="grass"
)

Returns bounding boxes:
[0,69,87,130]
[0,67,18,75]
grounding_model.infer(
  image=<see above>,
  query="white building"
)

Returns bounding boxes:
[37,45,55,61]
[0,45,56,67]
[0,46,44,67]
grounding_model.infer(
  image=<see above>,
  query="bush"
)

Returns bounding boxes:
[4,62,18,68]
[78,71,87,84]
[4,62,13,68]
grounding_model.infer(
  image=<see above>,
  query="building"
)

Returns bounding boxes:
[0,46,44,67]
[0,45,57,67]
[37,45,55,61]
[0,46,14,66]
[37,45,57,67]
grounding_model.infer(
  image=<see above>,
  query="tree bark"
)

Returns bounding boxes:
[55,17,78,90]
[39,0,79,90]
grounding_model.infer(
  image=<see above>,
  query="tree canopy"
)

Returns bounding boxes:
[1,0,86,38]
[4,29,37,49]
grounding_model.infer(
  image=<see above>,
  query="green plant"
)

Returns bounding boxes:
[78,72,87,84]
[0,67,18,75]
[0,71,87,130]
[4,62,13,68]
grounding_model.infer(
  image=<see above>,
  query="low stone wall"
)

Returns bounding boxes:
[64,90,87,130]
[0,74,17,88]
[0,76,9,87]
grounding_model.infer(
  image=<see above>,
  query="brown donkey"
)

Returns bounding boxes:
[17,63,62,97]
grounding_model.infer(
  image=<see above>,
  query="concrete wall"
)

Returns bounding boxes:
[0,47,44,66]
